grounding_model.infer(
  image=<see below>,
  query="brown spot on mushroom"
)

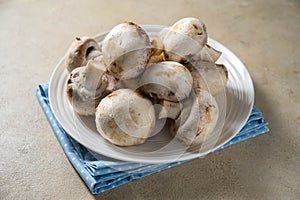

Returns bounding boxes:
[129,107,142,125]
[205,106,212,122]
[173,23,182,31]
[216,64,228,80]
[107,118,118,129]
[168,91,175,97]
[110,62,124,75]
[118,66,124,73]
[192,24,198,30]
[129,22,135,25]
[67,87,73,99]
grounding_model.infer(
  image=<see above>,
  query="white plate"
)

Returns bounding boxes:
[49,25,254,164]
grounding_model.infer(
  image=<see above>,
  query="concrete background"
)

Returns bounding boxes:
[0,0,299,199]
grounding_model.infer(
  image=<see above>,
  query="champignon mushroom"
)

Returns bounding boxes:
[159,17,208,62]
[65,37,101,73]
[187,61,228,96]
[170,88,219,146]
[102,21,151,79]
[139,61,193,102]
[95,89,156,146]
[67,60,117,115]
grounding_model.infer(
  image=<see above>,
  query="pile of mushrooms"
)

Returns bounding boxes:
[65,18,228,148]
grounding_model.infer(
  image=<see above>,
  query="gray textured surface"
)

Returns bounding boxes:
[0,0,299,199]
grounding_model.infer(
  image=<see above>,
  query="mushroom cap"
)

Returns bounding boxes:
[65,37,99,73]
[66,60,116,116]
[160,17,208,62]
[171,89,219,146]
[95,89,156,146]
[102,22,151,79]
[139,61,193,102]
[187,61,228,96]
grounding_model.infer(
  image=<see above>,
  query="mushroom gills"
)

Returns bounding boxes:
[85,49,102,63]
[65,37,100,73]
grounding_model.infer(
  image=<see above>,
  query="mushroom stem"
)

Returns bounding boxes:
[83,60,107,92]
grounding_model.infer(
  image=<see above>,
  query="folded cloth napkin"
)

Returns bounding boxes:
[36,83,269,194]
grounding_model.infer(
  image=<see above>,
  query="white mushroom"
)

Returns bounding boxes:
[170,89,219,146]
[102,21,151,79]
[95,89,156,146]
[187,61,228,96]
[67,60,117,115]
[65,37,101,73]
[159,17,208,62]
[139,61,193,102]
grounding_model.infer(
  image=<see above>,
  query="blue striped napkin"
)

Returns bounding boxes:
[36,83,269,194]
